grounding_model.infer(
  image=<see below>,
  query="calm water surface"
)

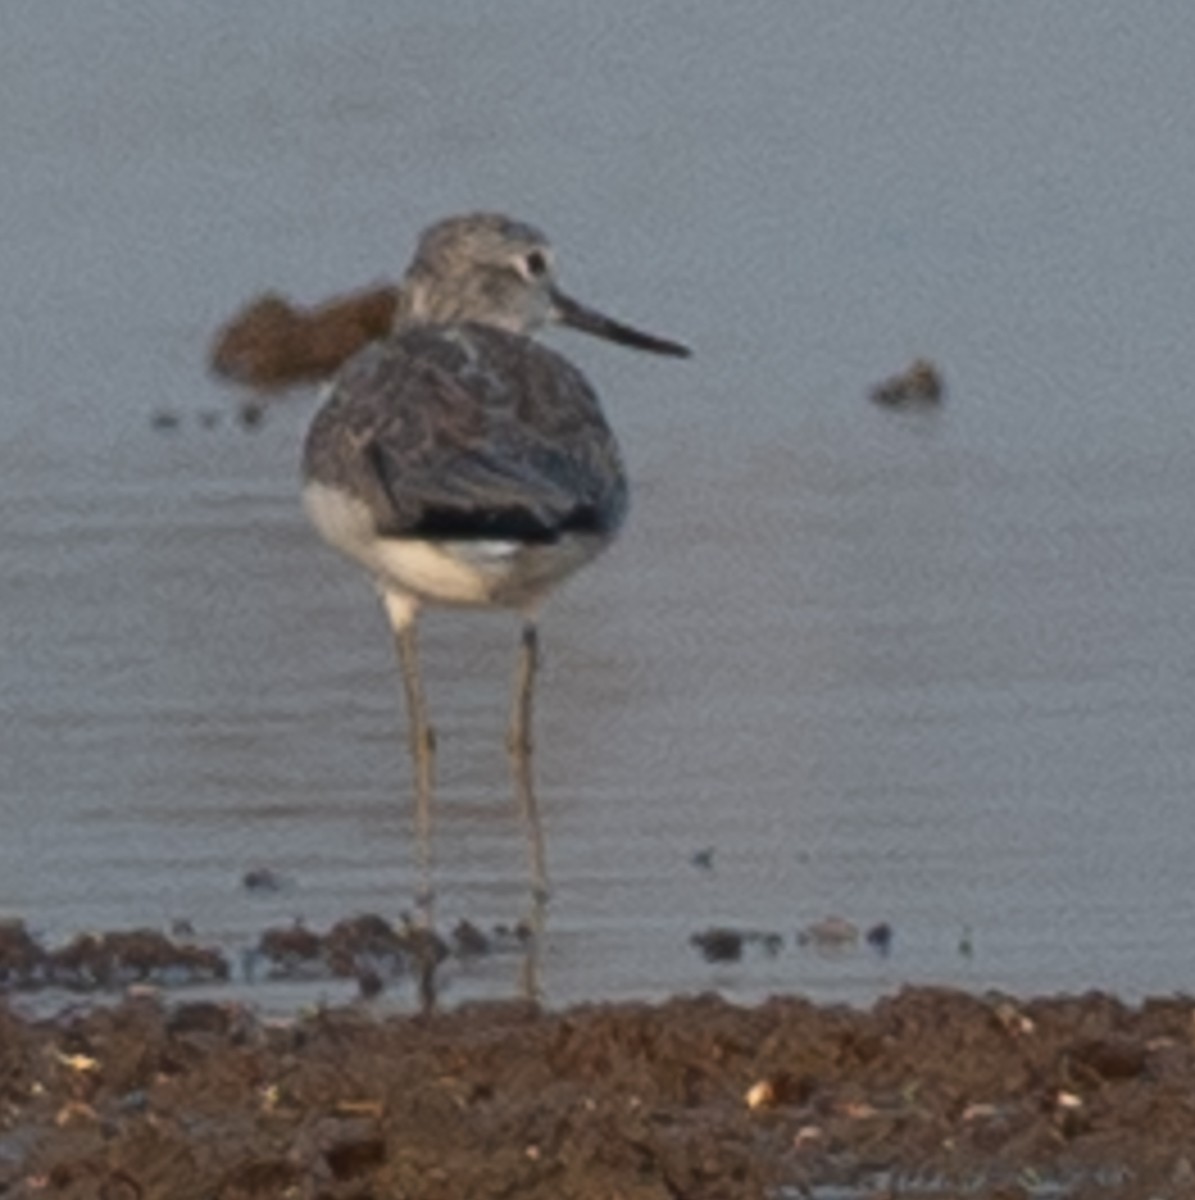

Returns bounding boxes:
[4,3,1195,1009]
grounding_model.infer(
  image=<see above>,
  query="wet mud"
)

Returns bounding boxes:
[1,919,1193,1199]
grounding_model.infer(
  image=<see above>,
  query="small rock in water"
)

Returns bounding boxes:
[150,409,182,432]
[690,927,744,963]
[869,357,944,408]
[797,916,859,950]
[690,847,715,871]
[865,922,893,955]
[242,867,283,893]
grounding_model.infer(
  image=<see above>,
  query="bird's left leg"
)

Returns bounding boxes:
[507,619,549,904]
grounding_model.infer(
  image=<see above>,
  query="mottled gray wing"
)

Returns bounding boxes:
[303,324,628,542]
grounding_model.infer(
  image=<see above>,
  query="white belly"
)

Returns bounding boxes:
[303,481,609,611]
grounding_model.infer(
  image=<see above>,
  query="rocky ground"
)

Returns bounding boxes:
[1,914,1193,1198]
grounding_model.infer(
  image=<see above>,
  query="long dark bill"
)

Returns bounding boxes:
[552,289,691,358]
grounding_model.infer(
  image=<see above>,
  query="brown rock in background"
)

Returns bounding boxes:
[209,283,399,390]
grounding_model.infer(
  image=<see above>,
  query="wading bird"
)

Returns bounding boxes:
[302,212,690,919]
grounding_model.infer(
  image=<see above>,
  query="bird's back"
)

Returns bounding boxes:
[303,323,629,547]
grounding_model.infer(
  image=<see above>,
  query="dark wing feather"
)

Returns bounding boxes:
[365,438,604,542]
[302,323,627,542]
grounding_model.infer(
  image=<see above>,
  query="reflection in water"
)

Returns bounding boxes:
[517,890,547,1007]
[415,895,546,1013]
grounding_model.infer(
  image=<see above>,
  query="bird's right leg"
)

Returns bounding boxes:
[384,592,436,927]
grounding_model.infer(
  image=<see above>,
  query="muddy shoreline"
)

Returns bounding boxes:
[3,959,1193,1198]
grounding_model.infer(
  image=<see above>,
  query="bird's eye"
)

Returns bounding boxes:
[524,250,548,278]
